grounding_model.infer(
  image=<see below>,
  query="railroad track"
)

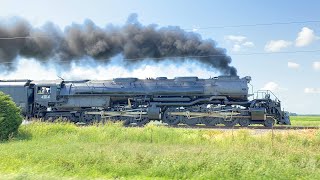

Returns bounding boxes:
[25,120,320,130]
[165,125,320,130]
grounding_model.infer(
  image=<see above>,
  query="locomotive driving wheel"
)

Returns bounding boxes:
[162,109,183,125]
[202,117,220,126]
[81,113,95,123]
[44,115,57,122]
[222,118,238,127]
[238,118,250,127]
[264,118,275,128]
[183,118,199,126]
[122,116,149,126]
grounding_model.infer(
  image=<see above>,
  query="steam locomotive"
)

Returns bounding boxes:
[0,76,290,127]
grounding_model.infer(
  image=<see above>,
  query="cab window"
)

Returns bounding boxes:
[37,86,51,94]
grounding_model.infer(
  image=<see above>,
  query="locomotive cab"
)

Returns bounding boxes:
[32,80,63,108]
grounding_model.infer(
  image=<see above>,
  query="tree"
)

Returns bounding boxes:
[0,91,23,141]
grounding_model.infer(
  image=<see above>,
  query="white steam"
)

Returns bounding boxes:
[0,57,218,80]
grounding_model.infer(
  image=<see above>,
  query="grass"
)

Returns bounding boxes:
[290,116,320,126]
[0,121,320,179]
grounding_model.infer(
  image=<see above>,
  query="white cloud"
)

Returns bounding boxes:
[242,41,254,47]
[313,61,320,70]
[295,27,319,47]
[304,88,320,94]
[261,82,280,91]
[225,35,254,52]
[232,44,241,52]
[265,27,318,52]
[287,62,300,69]
[261,81,287,92]
[264,40,292,52]
[225,35,247,43]
[191,25,200,32]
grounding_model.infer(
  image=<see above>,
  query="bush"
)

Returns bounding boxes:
[0,91,23,141]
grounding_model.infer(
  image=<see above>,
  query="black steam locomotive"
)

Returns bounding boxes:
[0,76,290,127]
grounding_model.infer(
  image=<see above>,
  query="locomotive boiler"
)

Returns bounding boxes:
[0,76,290,127]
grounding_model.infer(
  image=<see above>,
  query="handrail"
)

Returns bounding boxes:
[254,90,280,102]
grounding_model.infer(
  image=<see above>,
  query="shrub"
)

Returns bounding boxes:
[0,91,23,141]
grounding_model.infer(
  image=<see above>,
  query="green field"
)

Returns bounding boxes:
[0,120,320,179]
[290,116,320,126]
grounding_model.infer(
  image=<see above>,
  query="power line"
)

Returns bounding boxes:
[184,20,320,30]
[0,49,320,65]
[0,20,319,65]
[0,35,51,40]
[0,36,34,40]
[231,49,320,55]
[0,19,319,40]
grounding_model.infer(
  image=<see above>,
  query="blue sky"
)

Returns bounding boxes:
[1,0,320,114]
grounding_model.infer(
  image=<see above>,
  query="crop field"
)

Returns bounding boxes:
[0,118,320,180]
[290,116,320,126]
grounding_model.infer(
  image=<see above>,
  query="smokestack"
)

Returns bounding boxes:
[0,14,237,76]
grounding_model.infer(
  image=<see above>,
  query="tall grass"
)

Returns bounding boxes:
[0,122,320,179]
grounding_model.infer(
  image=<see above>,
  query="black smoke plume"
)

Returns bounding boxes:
[0,14,237,75]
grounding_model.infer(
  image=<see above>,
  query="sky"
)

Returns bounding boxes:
[0,0,319,114]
